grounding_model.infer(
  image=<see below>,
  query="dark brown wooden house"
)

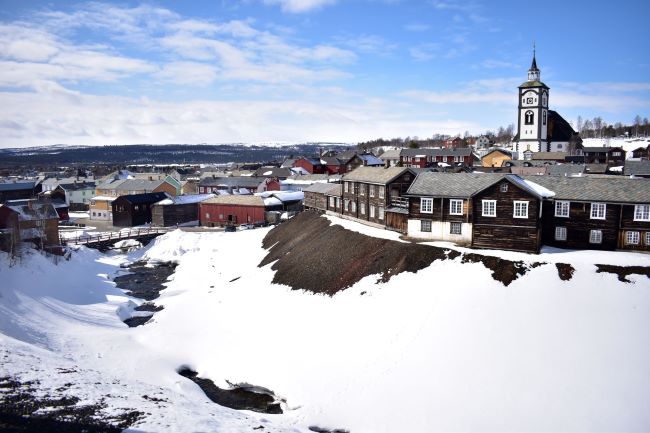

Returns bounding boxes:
[341,166,415,230]
[303,183,340,212]
[0,200,59,252]
[582,146,626,165]
[151,193,215,227]
[112,192,169,227]
[530,176,650,252]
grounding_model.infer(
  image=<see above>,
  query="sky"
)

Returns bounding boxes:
[0,0,648,148]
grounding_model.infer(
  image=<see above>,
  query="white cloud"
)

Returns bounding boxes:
[155,62,219,86]
[262,0,337,13]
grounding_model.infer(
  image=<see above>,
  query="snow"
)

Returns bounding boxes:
[582,137,650,156]
[2,224,650,432]
[510,176,556,198]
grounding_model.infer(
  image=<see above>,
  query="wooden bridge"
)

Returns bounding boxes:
[61,227,171,251]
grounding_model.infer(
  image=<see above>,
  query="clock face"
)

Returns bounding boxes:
[526,97,533,104]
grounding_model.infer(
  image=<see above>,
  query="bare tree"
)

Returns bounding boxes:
[634,115,642,137]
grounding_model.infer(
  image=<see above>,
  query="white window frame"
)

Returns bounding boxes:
[344,199,349,211]
[555,226,567,241]
[379,188,385,199]
[369,205,375,218]
[590,203,606,220]
[450,222,462,234]
[344,182,348,193]
[351,201,356,213]
[360,202,365,215]
[359,184,365,196]
[513,201,529,219]
[369,185,375,198]
[634,204,650,221]
[589,229,603,244]
[449,199,463,215]
[420,198,433,214]
[555,201,570,218]
[329,196,335,207]
[378,206,385,220]
[646,232,650,245]
[421,220,432,232]
[626,231,640,245]
[500,183,508,192]
[482,200,496,217]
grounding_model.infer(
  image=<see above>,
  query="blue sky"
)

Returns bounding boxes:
[0,0,648,147]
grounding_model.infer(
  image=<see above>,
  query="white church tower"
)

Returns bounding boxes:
[515,48,549,157]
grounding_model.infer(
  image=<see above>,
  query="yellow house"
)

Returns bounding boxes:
[481,149,512,168]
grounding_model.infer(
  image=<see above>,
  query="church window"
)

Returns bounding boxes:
[525,110,534,125]
[543,110,547,125]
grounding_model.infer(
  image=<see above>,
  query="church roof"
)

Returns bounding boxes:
[519,80,549,89]
[530,53,539,72]
[547,110,578,142]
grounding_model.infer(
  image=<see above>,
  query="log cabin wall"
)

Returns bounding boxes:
[471,180,541,253]
[541,200,620,251]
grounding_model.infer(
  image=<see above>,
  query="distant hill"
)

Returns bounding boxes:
[0,143,354,167]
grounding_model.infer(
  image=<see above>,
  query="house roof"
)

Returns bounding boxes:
[526,176,650,203]
[297,157,324,166]
[342,166,413,184]
[624,160,650,176]
[400,148,472,157]
[203,195,265,206]
[4,201,59,221]
[199,176,265,188]
[0,181,37,192]
[303,183,341,194]
[253,167,293,178]
[96,178,166,191]
[115,192,169,205]
[531,151,568,161]
[582,146,624,153]
[380,149,401,159]
[358,153,384,165]
[482,149,512,159]
[406,172,552,199]
[59,181,96,191]
[546,110,577,143]
[155,193,216,206]
[547,164,586,177]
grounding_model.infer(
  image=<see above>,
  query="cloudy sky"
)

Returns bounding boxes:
[0,0,648,147]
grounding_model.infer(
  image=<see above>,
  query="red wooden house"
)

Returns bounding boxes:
[200,195,267,227]
[293,157,327,174]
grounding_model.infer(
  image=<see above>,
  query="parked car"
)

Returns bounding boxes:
[240,223,254,230]
[224,225,236,232]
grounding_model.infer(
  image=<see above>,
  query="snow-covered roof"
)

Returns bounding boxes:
[155,193,216,206]
[91,196,116,201]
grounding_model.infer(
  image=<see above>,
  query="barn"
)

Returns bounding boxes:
[200,195,267,227]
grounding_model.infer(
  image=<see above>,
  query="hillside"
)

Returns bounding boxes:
[1,215,650,432]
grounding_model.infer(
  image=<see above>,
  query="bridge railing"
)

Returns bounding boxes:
[61,227,170,246]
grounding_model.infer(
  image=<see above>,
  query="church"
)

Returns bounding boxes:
[514,51,582,158]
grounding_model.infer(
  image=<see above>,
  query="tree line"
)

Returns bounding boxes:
[576,115,649,139]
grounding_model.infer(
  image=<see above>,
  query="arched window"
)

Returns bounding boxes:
[543,110,547,125]
[525,110,534,125]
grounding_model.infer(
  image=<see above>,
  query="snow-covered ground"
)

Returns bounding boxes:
[582,137,650,156]
[2,217,650,432]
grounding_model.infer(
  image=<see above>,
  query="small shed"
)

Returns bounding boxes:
[112,192,169,227]
[151,193,215,227]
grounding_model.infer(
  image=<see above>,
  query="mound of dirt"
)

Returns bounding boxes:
[259,211,544,294]
[556,263,575,281]
[596,264,650,283]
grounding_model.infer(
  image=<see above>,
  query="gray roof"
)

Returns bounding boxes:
[199,176,265,188]
[531,152,568,161]
[0,181,37,192]
[3,201,59,221]
[203,195,265,206]
[380,149,401,159]
[547,164,586,177]
[253,167,293,178]
[406,172,550,199]
[582,146,624,153]
[342,166,412,184]
[400,148,472,157]
[303,183,341,195]
[526,176,650,203]
[624,160,650,176]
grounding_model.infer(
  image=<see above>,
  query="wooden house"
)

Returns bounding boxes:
[400,148,474,168]
[341,166,415,229]
[198,176,266,194]
[631,145,649,159]
[0,180,41,203]
[293,157,327,174]
[151,193,215,227]
[324,184,343,213]
[582,146,626,165]
[531,176,650,252]
[481,149,512,168]
[111,192,169,227]
[404,173,551,252]
[0,200,59,251]
[200,195,267,227]
[92,177,177,221]
[303,183,341,212]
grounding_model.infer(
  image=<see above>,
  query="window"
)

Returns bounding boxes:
[555,201,570,217]
[421,220,432,232]
[590,203,606,220]
[450,199,463,215]
[344,182,348,193]
[370,205,375,218]
[344,199,349,211]
[219,214,223,219]
[421,198,433,214]
[482,200,496,217]
[379,188,385,199]
[450,222,462,234]
[626,231,640,245]
[543,110,547,125]
[612,151,622,157]
[589,230,602,244]
[525,110,534,125]
[646,232,650,245]
[634,204,650,221]
[513,201,529,218]
[360,203,366,215]
[205,212,210,219]
[369,186,375,197]
[351,201,356,212]
[329,197,335,207]
[360,185,365,196]
[555,226,567,241]
[500,183,508,192]
[378,206,385,220]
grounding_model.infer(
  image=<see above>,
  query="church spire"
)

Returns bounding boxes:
[527,43,540,82]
